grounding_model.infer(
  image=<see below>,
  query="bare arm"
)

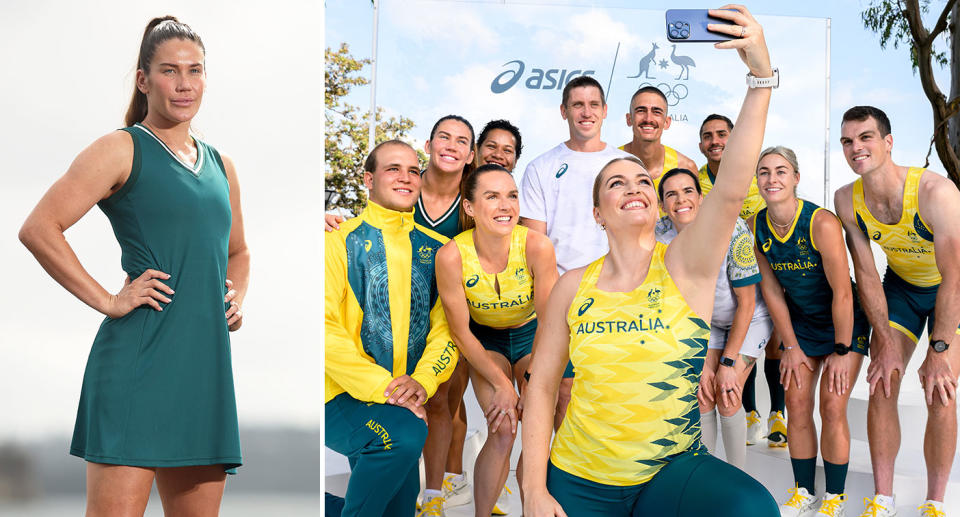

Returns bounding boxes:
[677,152,698,174]
[667,6,772,315]
[19,131,174,317]
[221,154,250,331]
[724,284,756,361]
[813,210,854,346]
[521,218,547,235]
[522,269,581,517]
[526,230,560,363]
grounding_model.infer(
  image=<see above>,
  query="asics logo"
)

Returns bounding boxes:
[578,297,595,316]
[556,163,569,178]
[466,275,480,288]
[762,238,772,252]
[872,231,882,240]
[363,240,372,252]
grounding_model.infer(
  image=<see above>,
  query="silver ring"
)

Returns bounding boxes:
[726,389,734,393]
[740,26,746,38]
[500,409,507,415]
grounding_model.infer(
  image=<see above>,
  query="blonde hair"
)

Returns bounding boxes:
[758,146,800,174]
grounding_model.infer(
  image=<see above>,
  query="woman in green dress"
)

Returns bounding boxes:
[19,17,248,516]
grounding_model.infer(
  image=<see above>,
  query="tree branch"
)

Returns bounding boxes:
[928,0,959,44]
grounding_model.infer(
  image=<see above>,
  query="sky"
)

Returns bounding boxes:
[326,0,954,207]
[0,0,322,440]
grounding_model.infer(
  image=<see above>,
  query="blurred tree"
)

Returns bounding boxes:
[325,43,424,214]
[862,0,960,184]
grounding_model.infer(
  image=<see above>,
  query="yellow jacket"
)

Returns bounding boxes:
[325,201,458,403]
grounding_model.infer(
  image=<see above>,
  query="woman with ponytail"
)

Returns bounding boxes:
[19,17,248,516]
[433,164,558,517]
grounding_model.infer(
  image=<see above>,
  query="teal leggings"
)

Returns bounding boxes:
[547,450,778,516]
[325,393,428,517]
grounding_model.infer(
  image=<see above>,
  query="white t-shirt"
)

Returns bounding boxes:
[656,216,768,327]
[520,142,631,274]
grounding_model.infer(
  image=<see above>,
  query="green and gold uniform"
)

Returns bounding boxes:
[546,244,777,515]
[454,225,538,364]
[698,164,766,219]
[71,124,241,472]
[754,200,870,356]
[325,200,458,517]
[851,167,958,342]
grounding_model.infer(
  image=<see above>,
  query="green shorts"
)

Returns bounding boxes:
[545,449,777,516]
[470,318,536,365]
[883,267,960,343]
[788,311,871,357]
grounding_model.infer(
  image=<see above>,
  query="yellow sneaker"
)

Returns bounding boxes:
[416,496,446,517]
[746,410,765,445]
[442,472,471,507]
[858,495,896,517]
[815,493,847,516]
[492,485,512,515]
[918,500,945,517]
[780,485,817,517]
[768,410,788,447]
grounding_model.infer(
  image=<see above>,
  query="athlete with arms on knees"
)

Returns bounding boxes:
[435,163,558,517]
[834,106,960,517]
[656,167,773,470]
[699,113,787,446]
[519,75,631,433]
[749,146,869,517]
[19,17,249,516]
[324,140,458,517]
[521,7,778,515]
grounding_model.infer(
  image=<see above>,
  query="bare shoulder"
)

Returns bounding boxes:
[745,213,757,232]
[436,240,462,268]
[77,130,134,169]
[812,207,842,236]
[677,151,698,171]
[919,168,959,197]
[552,266,588,303]
[832,182,856,219]
[525,227,555,254]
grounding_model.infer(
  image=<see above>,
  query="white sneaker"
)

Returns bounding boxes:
[416,496,446,517]
[768,410,788,447]
[441,471,471,507]
[918,500,946,517]
[858,495,897,517]
[815,493,847,516]
[780,486,818,517]
[492,485,512,515]
[746,410,766,445]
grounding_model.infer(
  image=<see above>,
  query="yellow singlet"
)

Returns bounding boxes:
[852,167,939,287]
[453,225,536,328]
[550,243,709,486]
[698,164,766,219]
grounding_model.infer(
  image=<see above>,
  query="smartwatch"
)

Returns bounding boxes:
[719,357,736,368]
[833,343,851,356]
[930,339,950,353]
[746,67,779,89]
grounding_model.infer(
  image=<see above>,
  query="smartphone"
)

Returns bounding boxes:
[665,9,737,42]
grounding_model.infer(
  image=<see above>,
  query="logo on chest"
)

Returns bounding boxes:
[555,163,569,178]
[418,244,435,264]
[574,313,667,335]
[466,274,480,288]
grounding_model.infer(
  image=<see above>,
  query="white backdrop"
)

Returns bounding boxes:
[376,0,830,205]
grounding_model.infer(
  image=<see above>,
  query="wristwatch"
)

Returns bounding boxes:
[833,343,851,356]
[747,68,779,89]
[719,357,736,368]
[930,339,950,353]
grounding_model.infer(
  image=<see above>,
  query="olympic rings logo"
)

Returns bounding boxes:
[637,82,689,107]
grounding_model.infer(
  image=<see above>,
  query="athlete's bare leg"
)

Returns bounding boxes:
[471,352,516,517]
[819,354,863,465]
[155,465,227,517]
[923,342,960,501]
[85,463,154,517]
[424,379,454,493]
[445,361,470,477]
[867,331,914,497]
[784,357,823,461]
[512,355,532,505]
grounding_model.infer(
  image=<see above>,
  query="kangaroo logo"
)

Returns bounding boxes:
[515,267,528,284]
[627,43,659,80]
[669,45,696,80]
[647,288,662,308]
[578,297,595,316]
[466,275,479,288]
[555,163,569,178]
[417,244,434,264]
[872,231,882,241]
[797,236,809,255]
[363,239,372,252]
[762,238,772,253]
[907,230,919,242]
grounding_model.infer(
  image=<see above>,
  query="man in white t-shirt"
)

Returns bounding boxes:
[519,75,630,427]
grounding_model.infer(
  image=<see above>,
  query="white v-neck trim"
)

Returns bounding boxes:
[417,194,460,227]
[134,123,204,176]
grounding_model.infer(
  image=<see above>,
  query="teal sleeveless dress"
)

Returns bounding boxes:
[70,123,241,471]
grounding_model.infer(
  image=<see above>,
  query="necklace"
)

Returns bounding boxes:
[768,199,798,229]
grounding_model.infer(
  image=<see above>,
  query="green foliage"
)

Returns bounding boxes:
[861,0,948,71]
[325,43,424,214]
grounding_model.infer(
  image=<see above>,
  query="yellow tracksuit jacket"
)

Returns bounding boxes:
[325,201,458,403]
